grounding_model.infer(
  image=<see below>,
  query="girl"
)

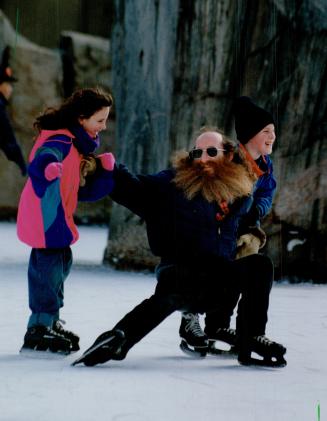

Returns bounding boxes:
[17,88,115,355]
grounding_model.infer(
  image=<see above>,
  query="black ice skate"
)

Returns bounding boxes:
[179,312,208,358]
[72,329,126,367]
[53,320,80,351]
[238,335,287,368]
[20,325,72,356]
[204,327,238,357]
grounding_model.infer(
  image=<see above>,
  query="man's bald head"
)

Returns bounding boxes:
[191,131,226,163]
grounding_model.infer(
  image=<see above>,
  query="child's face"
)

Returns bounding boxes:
[246,124,276,157]
[79,106,110,138]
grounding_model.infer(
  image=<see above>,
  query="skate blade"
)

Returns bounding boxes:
[20,348,71,360]
[208,341,237,357]
[72,334,119,366]
[238,353,287,368]
[72,354,89,366]
[179,340,207,358]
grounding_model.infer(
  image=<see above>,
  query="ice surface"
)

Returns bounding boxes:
[0,222,326,421]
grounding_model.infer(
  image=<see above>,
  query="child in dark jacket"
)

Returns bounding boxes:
[17,88,115,355]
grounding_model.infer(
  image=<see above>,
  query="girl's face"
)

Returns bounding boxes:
[79,106,110,138]
[245,124,276,159]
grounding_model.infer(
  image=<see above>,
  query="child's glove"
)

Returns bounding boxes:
[80,156,97,186]
[97,153,115,171]
[44,162,63,181]
[236,226,266,260]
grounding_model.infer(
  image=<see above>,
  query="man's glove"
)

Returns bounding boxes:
[79,156,97,186]
[236,226,266,260]
[44,162,63,181]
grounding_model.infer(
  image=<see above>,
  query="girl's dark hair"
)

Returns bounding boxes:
[34,88,113,131]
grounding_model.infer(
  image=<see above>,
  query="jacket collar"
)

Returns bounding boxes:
[239,143,265,177]
[69,125,99,155]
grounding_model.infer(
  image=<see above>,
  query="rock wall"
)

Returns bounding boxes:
[107,0,327,281]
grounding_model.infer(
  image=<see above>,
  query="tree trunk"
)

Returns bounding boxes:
[104,0,179,269]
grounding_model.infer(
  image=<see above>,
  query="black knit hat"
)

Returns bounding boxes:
[234,96,274,144]
[0,46,18,83]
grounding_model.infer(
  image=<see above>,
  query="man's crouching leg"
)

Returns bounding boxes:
[72,292,182,367]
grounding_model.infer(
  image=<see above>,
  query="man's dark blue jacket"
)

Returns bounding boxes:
[111,164,253,264]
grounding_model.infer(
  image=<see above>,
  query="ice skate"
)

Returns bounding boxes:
[20,325,72,356]
[179,312,208,358]
[205,327,238,356]
[72,329,126,367]
[238,335,287,368]
[53,320,80,351]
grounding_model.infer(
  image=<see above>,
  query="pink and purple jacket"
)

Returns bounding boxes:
[17,128,114,248]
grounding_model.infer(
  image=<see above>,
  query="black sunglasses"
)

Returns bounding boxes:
[189,147,226,159]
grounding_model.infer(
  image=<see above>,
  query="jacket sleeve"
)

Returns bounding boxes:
[0,105,27,175]
[253,170,277,217]
[27,141,71,198]
[78,166,114,202]
[245,158,277,227]
[108,164,169,218]
[107,164,148,218]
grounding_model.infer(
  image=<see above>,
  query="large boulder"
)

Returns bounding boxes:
[0,10,114,223]
[59,31,111,96]
[0,10,62,216]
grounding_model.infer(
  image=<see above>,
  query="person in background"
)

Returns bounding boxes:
[17,88,115,356]
[0,46,26,176]
[179,97,277,357]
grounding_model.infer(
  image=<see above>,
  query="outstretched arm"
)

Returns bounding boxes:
[109,164,171,219]
[78,153,115,202]
[109,164,150,218]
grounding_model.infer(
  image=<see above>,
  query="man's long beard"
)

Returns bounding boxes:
[172,152,257,204]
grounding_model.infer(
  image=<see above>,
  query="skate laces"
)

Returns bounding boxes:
[217,327,236,337]
[252,335,286,355]
[53,320,65,332]
[253,335,275,346]
[183,313,204,337]
[53,319,75,337]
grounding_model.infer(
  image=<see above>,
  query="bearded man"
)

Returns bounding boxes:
[73,129,286,368]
